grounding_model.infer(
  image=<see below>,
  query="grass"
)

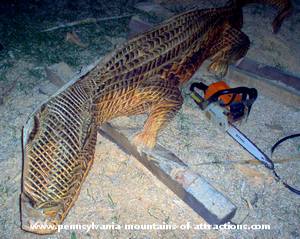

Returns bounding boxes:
[176,110,193,150]
[0,61,13,84]
[0,0,165,99]
[86,188,96,203]
[70,231,77,239]
[0,74,7,83]
[107,193,116,209]
[0,182,9,203]
[147,207,160,220]
[177,111,190,133]
[111,214,120,224]
[0,0,139,92]
[27,68,44,80]
[273,60,286,71]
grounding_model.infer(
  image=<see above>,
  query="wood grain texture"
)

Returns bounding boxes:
[99,123,237,225]
[21,0,293,234]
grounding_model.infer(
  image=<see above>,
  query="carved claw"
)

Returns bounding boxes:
[207,60,229,78]
[132,131,157,151]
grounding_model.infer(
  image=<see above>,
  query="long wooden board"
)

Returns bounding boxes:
[99,123,237,225]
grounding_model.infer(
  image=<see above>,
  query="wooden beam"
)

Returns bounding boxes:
[236,58,300,91]
[99,123,237,225]
[226,58,300,106]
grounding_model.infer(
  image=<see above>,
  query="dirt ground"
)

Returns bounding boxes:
[0,0,299,238]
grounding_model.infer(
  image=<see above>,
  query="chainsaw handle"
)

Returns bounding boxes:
[208,87,257,105]
[190,83,208,109]
[190,82,258,116]
[190,82,208,93]
[190,83,258,105]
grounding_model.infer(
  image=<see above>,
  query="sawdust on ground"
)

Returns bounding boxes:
[0,0,299,238]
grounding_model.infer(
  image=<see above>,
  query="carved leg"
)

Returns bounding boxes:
[270,0,293,33]
[208,24,250,78]
[132,76,183,149]
[229,0,293,33]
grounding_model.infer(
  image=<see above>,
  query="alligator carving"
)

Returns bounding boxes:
[21,0,292,234]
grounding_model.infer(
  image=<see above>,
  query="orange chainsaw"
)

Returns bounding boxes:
[190,81,257,128]
[190,80,300,195]
[190,80,275,169]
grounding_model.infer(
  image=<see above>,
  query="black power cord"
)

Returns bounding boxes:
[270,133,300,195]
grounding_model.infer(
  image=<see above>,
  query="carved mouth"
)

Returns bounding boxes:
[20,193,59,234]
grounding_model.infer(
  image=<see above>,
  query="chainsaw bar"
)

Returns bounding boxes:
[190,80,300,196]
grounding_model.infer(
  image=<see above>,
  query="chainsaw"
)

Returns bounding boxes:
[190,80,300,195]
[190,81,274,169]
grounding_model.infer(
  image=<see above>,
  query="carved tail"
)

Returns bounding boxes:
[228,0,293,33]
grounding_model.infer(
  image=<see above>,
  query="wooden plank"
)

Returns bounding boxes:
[99,123,237,225]
[226,62,300,107]
[236,57,300,91]
[128,16,153,39]
[134,2,174,18]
